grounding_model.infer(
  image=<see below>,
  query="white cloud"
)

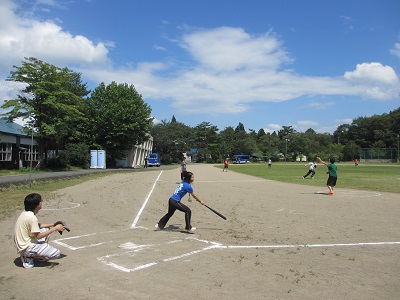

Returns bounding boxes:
[343,62,399,100]
[297,120,319,128]
[181,27,293,72]
[153,45,167,52]
[263,123,281,133]
[335,118,353,125]
[0,0,110,71]
[308,101,336,109]
[390,42,400,58]
[340,15,355,31]
[344,62,398,85]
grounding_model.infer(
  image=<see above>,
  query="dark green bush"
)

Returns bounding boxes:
[65,143,90,169]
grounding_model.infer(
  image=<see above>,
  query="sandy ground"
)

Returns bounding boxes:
[1,164,399,300]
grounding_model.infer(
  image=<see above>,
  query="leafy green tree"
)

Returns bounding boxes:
[232,122,248,154]
[87,82,152,166]
[278,125,296,139]
[256,128,266,141]
[193,121,219,162]
[65,142,90,168]
[1,57,90,163]
[343,140,361,161]
[150,119,192,163]
[219,126,235,158]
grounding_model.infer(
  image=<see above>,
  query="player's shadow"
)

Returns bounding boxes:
[154,224,198,234]
[163,225,181,231]
[314,192,333,196]
[14,254,67,268]
[155,224,223,233]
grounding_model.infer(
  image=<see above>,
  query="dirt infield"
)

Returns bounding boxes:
[1,164,399,299]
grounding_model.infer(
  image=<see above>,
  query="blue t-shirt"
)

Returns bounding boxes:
[170,181,193,202]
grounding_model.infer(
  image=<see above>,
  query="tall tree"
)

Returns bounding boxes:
[87,82,152,166]
[193,121,219,162]
[1,57,90,162]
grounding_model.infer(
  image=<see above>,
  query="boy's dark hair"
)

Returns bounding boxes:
[183,171,193,183]
[329,157,335,164]
[24,193,42,212]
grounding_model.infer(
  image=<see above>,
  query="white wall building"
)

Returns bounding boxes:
[115,135,153,168]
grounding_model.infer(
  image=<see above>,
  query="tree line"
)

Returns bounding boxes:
[2,57,399,168]
[1,57,152,168]
[152,108,399,164]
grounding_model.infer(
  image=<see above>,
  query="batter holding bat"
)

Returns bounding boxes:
[155,171,205,232]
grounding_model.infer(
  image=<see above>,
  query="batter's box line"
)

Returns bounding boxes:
[53,229,129,250]
[96,238,400,273]
[97,237,221,273]
[222,241,400,249]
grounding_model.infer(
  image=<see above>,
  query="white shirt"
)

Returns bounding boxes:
[14,211,40,253]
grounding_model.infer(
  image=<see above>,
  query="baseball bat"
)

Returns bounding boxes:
[205,205,227,220]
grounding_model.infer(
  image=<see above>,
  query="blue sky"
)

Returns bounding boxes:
[0,0,399,134]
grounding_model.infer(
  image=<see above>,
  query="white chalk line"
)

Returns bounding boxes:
[158,179,267,183]
[131,170,163,229]
[53,229,129,250]
[95,235,400,273]
[97,237,221,273]
[42,202,80,211]
[54,226,400,272]
[222,241,400,249]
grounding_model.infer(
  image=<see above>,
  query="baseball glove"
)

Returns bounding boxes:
[53,221,70,234]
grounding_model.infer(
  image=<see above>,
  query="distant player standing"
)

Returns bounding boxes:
[317,157,337,195]
[223,158,229,172]
[180,157,187,180]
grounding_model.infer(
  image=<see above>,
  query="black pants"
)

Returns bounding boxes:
[158,198,192,230]
[303,170,315,178]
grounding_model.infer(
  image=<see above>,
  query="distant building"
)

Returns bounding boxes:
[296,155,307,162]
[115,135,153,168]
[0,118,39,169]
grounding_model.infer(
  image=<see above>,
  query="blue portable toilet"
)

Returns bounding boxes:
[97,150,106,169]
[90,150,98,168]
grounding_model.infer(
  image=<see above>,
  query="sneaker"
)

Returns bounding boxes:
[185,227,196,232]
[155,223,162,230]
[302,176,305,179]
[328,192,334,195]
[21,254,34,269]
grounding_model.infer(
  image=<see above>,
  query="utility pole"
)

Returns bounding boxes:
[29,125,34,189]
[285,138,290,161]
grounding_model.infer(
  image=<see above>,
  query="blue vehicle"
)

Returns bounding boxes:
[232,154,250,164]
[147,153,161,167]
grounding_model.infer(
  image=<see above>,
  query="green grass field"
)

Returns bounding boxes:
[218,162,400,194]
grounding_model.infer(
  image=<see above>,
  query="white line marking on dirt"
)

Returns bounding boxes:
[42,202,80,211]
[162,245,220,262]
[131,171,163,229]
[222,241,400,249]
[53,229,128,250]
[53,240,107,250]
[96,236,400,273]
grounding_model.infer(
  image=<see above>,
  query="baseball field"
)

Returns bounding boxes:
[1,164,399,299]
